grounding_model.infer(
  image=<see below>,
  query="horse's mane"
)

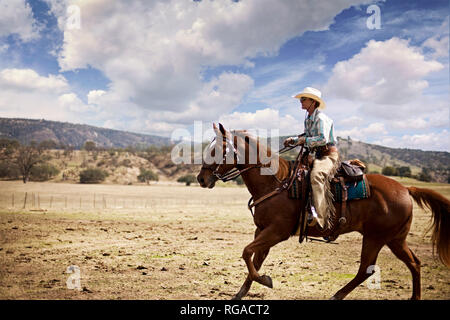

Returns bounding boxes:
[232,130,290,181]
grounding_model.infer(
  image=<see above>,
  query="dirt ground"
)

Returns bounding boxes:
[0,180,449,300]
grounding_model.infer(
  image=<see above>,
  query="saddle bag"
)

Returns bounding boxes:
[338,160,364,182]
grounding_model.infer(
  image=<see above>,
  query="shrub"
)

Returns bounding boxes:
[83,141,96,151]
[30,163,60,181]
[382,166,397,176]
[177,174,196,186]
[418,168,432,182]
[38,140,58,150]
[79,168,108,184]
[396,166,411,178]
[0,161,20,179]
[137,168,159,184]
[120,159,132,167]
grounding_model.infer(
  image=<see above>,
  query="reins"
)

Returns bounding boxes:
[201,136,308,217]
[213,164,262,182]
[247,145,308,216]
[206,143,298,183]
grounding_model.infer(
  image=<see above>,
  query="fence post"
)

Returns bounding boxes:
[23,192,27,209]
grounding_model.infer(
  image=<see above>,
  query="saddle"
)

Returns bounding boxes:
[288,159,369,200]
[288,158,370,243]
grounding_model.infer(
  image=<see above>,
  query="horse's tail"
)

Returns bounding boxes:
[407,187,450,267]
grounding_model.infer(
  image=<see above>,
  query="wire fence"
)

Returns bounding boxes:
[0,191,244,210]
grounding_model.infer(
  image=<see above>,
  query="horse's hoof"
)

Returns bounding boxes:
[231,295,242,300]
[257,275,273,288]
[329,296,338,300]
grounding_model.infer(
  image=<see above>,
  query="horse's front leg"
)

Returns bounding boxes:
[240,227,286,292]
[232,247,270,300]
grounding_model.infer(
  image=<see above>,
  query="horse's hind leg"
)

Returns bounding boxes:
[331,236,385,300]
[387,239,421,300]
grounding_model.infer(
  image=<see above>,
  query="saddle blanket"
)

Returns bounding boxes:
[332,176,370,202]
[287,169,370,203]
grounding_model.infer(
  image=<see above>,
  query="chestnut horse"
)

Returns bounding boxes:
[197,123,450,300]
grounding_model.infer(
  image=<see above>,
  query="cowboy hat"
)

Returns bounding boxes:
[292,87,326,109]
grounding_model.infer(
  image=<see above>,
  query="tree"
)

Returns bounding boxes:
[0,138,20,149]
[30,163,60,181]
[38,140,59,150]
[0,161,20,179]
[0,139,20,158]
[79,168,108,184]
[15,146,42,183]
[137,168,159,184]
[83,141,97,152]
[177,174,196,186]
[382,166,397,176]
[396,166,411,178]
[418,168,432,182]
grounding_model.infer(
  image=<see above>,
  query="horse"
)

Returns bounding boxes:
[196,123,450,300]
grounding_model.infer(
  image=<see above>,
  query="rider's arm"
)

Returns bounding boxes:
[304,117,329,148]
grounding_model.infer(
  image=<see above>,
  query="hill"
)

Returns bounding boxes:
[0,117,448,183]
[336,137,449,179]
[269,136,449,183]
[0,118,171,149]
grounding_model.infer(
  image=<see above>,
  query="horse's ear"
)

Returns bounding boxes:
[213,123,221,136]
[218,123,226,135]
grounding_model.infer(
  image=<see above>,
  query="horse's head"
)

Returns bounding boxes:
[197,123,239,188]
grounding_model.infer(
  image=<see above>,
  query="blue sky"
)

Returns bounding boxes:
[0,0,448,151]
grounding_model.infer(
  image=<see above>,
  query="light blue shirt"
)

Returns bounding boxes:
[303,109,336,148]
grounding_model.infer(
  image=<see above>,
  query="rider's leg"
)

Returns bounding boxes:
[310,152,339,230]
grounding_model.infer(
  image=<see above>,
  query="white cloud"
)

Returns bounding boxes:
[0,43,8,53]
[423,36,449,59]
[44,0,372,127]
[0,68,92,122]
[0,68,68,93]
[218,108,302,136]
[130,72,254,124]
[87,90,106,105]
[0,0,40,41]
[325,37,444,105]
[336,122,387,141]
[374,130,450,152]
[338,115,363,127]
[247,57,326,110]
[422,17,449,59]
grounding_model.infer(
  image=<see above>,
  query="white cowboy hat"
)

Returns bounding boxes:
[292,87,326,109]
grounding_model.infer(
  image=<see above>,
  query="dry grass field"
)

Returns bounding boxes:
[0,178,449,300]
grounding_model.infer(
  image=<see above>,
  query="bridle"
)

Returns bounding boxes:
[201,134,308,216]
[201,136,262,182]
